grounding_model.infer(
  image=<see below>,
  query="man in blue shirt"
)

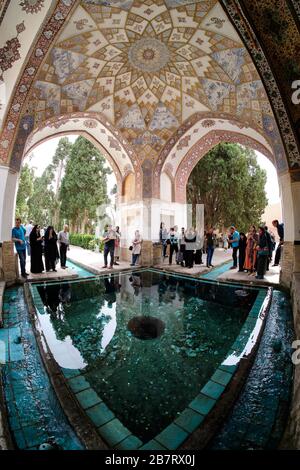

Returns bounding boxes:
[228,225,240,269]
[12,218,28,278]
[272,219,284,266]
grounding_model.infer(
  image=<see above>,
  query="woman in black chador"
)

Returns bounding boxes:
[44,226,59,272]
[29,225,44,273]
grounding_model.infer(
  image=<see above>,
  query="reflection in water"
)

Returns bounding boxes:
[36,271,258,441]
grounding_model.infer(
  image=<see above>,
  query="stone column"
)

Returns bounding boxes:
[0,167,19,284]
[118,198,187,266]
[1,242,18,284]
[278,172,295,288]
[0,167,19,241]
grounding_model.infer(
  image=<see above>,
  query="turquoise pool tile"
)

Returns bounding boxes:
[99,419,131,447]
[116,435,143,450]
[22,424,48,449]
[68,375,90,393]
[175,408,204,433]
[76,388,102,409]
[14,429,26,449]
[211,369,232,387]
[219,363,237,374]
[155,423,188,450]
[201,380,225,400]
[140,440,167,450]
[9,343,25,362]
[189,393,216,415]
[61,367,81,379]
[86,402,114,427]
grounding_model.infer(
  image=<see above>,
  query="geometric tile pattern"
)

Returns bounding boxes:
[25,0,278,166]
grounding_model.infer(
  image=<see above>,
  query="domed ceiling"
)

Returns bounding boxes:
[26,0,278,164]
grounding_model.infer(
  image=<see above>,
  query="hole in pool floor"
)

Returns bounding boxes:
[128,316,165,340]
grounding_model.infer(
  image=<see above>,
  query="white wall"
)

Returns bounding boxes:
[0,167,19,240]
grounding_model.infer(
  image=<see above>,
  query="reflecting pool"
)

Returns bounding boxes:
[34,270,259,442]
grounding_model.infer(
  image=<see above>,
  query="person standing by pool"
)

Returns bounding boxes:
[272,219,284,266]
[12,218,28,278]
[178,227,186,267]
[102,224,116,269]
[264,226,273,271]
[206,227,216,268]
[130,230,142,266]
[58,225,70,269]
[168,227,179,265]
[159,222,168,258]
[244,226,258,275]
[114,226,121,265]
[29,225,44,274]
[24,220,33,256]
[44,226,59,272]
[184,227,196,269]
[228,225,240,269]
[238,232,247,272]
[256,226,269,279]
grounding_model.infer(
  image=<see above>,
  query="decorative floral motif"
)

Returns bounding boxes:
[83,119,97,128]
[0,37,21,77]
[128,38,170,73]
[202,119,215,128]
[19,0,45,14]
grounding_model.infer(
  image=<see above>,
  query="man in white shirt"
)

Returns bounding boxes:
[58,225,70,269]
[102,224,116,269]
[24,220,33,256]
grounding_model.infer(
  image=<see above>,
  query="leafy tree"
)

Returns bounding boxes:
[51,137,72,227]
[59,136,111,233]
[187,143,268,232]
[27,165,56,226]
[15,163,35,221]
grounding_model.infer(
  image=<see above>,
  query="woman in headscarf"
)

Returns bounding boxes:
[44,226,59,272]
[130,230,143,266]
[244,225,258,275]
[184,227,196,269]
[256,226,269,279]
[29,225,44,273]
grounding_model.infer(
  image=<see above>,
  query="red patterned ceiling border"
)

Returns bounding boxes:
[0,0,78,165]
[221,0,300,169]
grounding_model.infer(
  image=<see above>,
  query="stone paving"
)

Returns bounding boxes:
[24,257,78,282]
[141,248,232,276]
[66,245,135,275]
[218,264,280,287]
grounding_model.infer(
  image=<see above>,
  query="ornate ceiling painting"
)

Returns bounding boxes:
[0,0,298,197]
[221,0,300,173]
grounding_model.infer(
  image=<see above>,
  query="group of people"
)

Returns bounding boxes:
[102,225,142,269]
[12,218,70,277]
[159,220,284,280]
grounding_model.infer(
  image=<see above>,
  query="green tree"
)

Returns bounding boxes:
[59,136,111,233]
[27,164,57,226]
[15,163,35,221]
[51,137,73,227]
[187,143,268,232]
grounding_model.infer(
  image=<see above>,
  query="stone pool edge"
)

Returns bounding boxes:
[23,283,109,450]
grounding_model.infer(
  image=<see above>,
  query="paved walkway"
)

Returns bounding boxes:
[156,248,232,276]
[67,245,133,274]
[19,245,281,288]
[217,264,280,286]
[24,257,78,282]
